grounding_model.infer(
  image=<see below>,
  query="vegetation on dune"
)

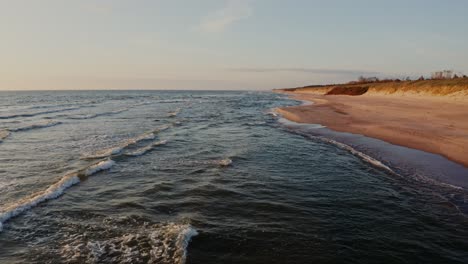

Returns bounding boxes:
[276,70,468,97]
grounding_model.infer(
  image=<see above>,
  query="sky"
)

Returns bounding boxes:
[1,0,467,90]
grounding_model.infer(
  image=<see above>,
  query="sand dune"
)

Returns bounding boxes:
[276,80,468,167]
[277,78,468,101]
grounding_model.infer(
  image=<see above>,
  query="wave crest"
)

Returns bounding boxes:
[84,133,156,159]
[7,121,62,132]
[84,160,116,176]
[0,107,80,119]
[68,108,130,120]
[218,159,233,167]
[0,173,80,232]
[126,140,168,157]
[60,222,197,264]
[167,108,181,117]
[0,160,115,232]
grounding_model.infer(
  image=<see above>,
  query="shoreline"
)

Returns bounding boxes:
[277,116,468,190]
[276,92,468,169]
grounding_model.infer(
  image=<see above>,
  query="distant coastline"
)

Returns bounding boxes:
[275,78,468,168]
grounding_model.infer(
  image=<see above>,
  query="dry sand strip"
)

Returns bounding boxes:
[277,93,468,168]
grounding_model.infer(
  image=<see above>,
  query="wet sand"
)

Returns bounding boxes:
[277,93,468,168]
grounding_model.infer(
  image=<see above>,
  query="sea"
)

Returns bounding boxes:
[0,90,467,263]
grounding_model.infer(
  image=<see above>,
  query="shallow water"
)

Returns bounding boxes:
[0,91,467,263]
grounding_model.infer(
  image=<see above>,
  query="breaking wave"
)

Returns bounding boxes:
[266,111,279,117]
[0,160,115,232]
[0,124,171,232]
[83,124,171,160]
[84,146,126,159]
[59,221,197,264]
[126,140,167,157]
[83,133,157,159]
[84,159,116,176]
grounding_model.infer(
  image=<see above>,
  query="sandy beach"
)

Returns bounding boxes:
[277,92,468,168]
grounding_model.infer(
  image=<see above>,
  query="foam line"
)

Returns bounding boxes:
[319,137,395,173]
[68,108,130,120]
[0,107,80,119]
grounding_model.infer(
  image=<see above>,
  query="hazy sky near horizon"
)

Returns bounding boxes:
[1,0,467,90]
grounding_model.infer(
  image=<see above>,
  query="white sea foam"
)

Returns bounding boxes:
[315,136,395,174]
[84,132,156,159]
[60,223,198,264]
[0,160,115,232]
[84,160,116,176]
[278,117,325,129]
[0,173,80,232]
[275,112,392,173]
[168,224,198,264]
[160,224,199,264]
[126,145,153,157]
[168,108,181,117]
[218,158,233,167]
[267,111,279,117]
[126,140,167,157]
[280,119,467,191]
[84,125,171,159]
[8,121,62,132]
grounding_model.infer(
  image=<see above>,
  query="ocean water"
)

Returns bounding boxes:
[0,90,467,263]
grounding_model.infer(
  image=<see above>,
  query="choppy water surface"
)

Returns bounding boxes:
[0,91,467,263]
